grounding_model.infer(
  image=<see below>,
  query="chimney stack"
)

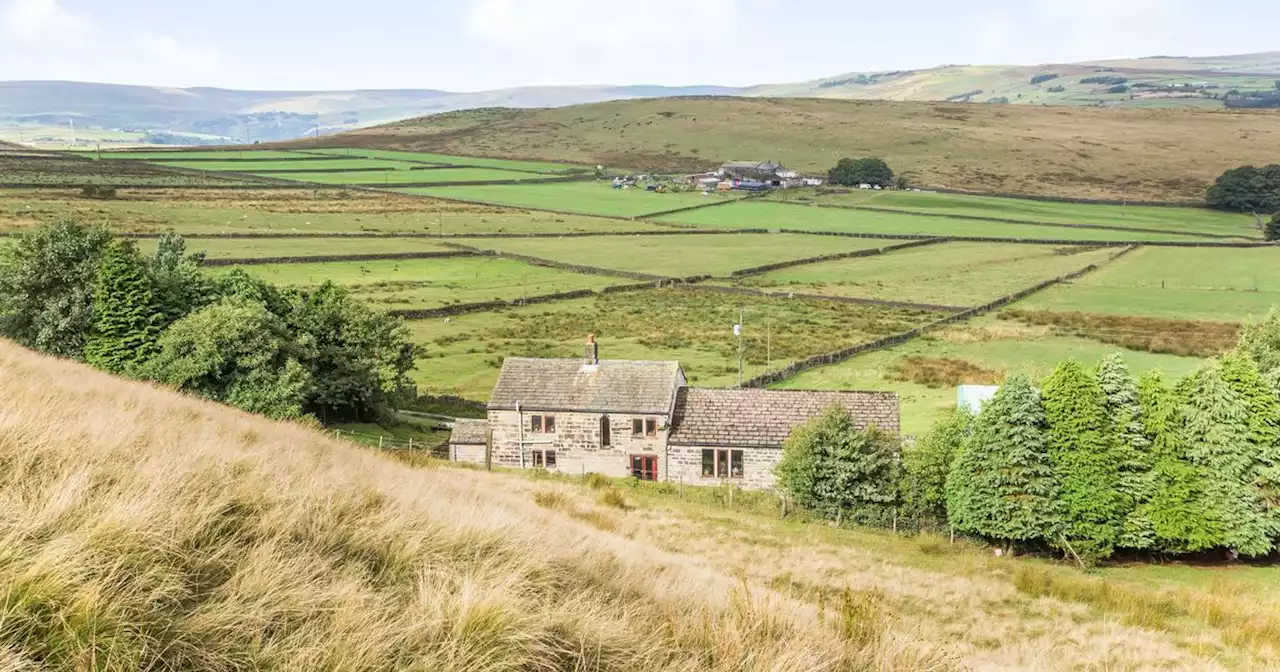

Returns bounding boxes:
[585,333,599,365]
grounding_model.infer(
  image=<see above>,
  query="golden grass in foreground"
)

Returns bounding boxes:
[0,340,931,671]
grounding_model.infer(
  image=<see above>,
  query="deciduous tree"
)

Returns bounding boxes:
[0,220,110,358]
[900,408,970,523]
[776,405,899,523]
[828,157,895,188]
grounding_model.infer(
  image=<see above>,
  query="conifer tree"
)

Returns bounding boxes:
[84,240,163,374]
[1180,362,1273,557]
[1041,360,1124,562]
[947,374,1058,551]
[1220,352,1280,541]
[1137,372,1221,553]
[1098,354,1155,549]
[901,408,971,523]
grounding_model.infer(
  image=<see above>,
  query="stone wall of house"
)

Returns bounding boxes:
[449,443,486,466]
[667,444,782,490]
[488,409,671,479]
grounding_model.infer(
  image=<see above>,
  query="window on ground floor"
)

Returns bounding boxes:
[631,455,658,481]
[532,449,557,469]
[701,449,745,479]
[600,415,611,447]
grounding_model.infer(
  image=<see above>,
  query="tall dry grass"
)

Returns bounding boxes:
[0,340,918,671]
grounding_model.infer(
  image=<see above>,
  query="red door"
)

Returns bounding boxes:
[631,455,658,481]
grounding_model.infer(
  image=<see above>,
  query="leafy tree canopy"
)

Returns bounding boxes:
[1206,164,1280,213]
[776,405,900,522]
[828,157,895,188]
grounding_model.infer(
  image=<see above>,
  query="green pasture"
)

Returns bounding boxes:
[733,243,1119,307]
[169,158,417,172]
[405,287,944,399]
[460,232,890,278]
[135,237,455,260]
[210,256,624,310]
[768,189,1259,239]
[401,182,743,218]
[0,189,667,236]
[659,201,1225,242]
[1019,246,1280,322]
[276,168,554,185]
[306,147,584,173]
[778,315,1205,436]
[82,150,313,161]
[0,172,252,187]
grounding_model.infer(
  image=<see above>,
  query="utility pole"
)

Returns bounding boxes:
[736,305,745,387]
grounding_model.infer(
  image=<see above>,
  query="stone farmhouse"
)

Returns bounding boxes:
[448,336,899,489]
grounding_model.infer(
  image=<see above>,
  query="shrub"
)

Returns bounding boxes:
[598,488,631,510]
[1266,213,1280,241]
[1030,73,1060,85]
[80,184,117,199]
[900,409,971,522]
[584,472,612,489]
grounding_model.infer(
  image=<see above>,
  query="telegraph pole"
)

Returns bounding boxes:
[736,305,745,387]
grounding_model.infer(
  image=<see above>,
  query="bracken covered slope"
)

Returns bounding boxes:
[312,97,1280,202]
[0,339,915,671]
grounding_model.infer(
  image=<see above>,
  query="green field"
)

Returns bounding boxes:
[135,237,455,260]
[777,315,1205,436]
[274,168,555,185]
[169,158,416,172]
[768,189,1259,239]
[406,287,944,399]
[733,242,1119,307]
[83,150,314,161]
[305,147,584,173]
[0,189,670,236]
[403,182,743,217]
[1019,246,1280,322]
[211,256,626,310]
[460,233,892,277]
[659,201,1227,242]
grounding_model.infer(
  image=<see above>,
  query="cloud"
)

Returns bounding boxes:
[465,0,760,59]
[1,0,90,44]
[0,0,221,84]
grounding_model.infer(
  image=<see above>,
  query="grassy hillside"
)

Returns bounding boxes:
[324,97,1280,202]
[0,339,911,670]
[5,339,1280,669]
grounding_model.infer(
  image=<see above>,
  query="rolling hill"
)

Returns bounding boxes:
[3,51,1277,148]
[299,97,1280,203]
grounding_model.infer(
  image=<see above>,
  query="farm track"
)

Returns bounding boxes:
[774,199,1251,241]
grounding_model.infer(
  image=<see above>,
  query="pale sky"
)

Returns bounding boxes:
[1,0,1276,91]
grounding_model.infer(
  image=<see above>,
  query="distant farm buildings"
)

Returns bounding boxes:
[681,160,821,192]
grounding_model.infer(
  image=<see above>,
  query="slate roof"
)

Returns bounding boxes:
[668,388,900,448]
[449,419,489,445]
[488,358,684,414]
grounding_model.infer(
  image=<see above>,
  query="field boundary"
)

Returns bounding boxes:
[771,199,1250,241]
[741,245,1141,388]
[779,228,1278,248]
[634,196,752,220]
[437,241,680,282]
[201,250,478,267]
[728,238,948,277]
[291,149,587,176]
[387,280,702,320]
[91,229,770,241]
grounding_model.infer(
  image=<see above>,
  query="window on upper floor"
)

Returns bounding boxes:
[645,418,658,437]
[632,418,644,437]
[530,414,556,433]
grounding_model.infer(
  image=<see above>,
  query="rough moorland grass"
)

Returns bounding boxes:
[888,355,1004,389]
[0,340,911,671]
[733,242,1117,306]
[659,201,1225,242]
[271,167,551,185]
[304,147,584,173]
[402,181,743,218]
[776,315,1205,436]
[406,288,943,399]
[770,188,1259,239]
[1001,309,1240,358]
[461,232,889,277]
[1020,246,1280,321]
[136,236,456,259]
[336,97,1280,201]
[211,256,626,310]
[0,188,664,236]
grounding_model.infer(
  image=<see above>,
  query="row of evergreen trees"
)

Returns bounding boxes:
[0,221,417,422]
[921,320,1280,562]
